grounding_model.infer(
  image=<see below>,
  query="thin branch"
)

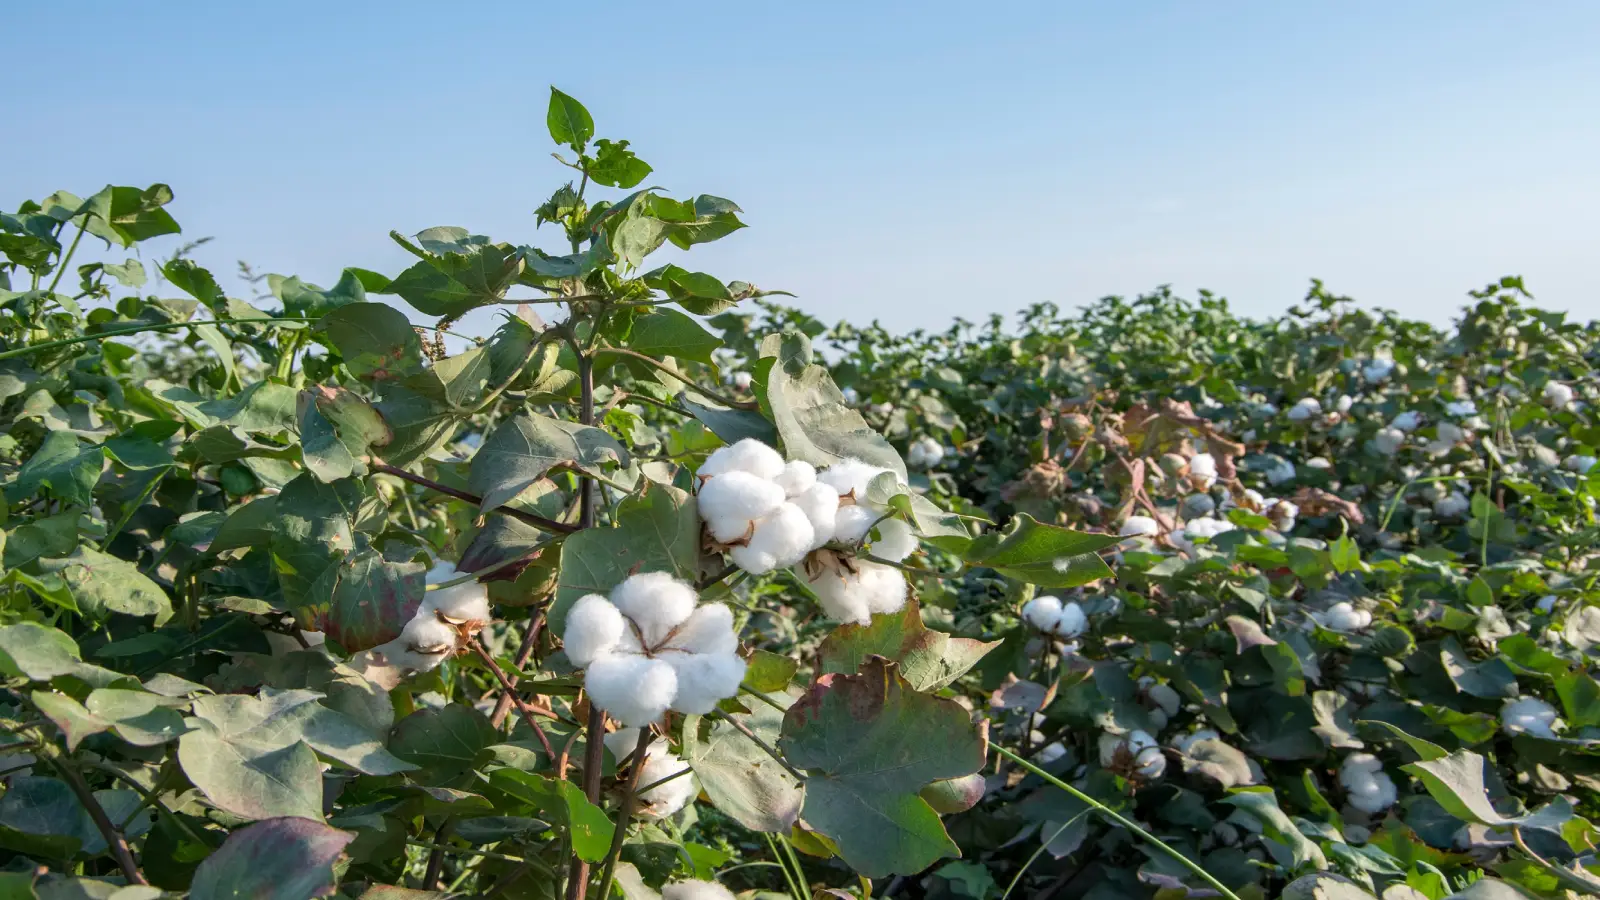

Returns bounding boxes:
[593,346,758,411]
[371,462,578,534]
[697,563,739,590]
[422,819,453,890]
[49,755,147,884]
[594,728,655,900]
[569,333,603,900]
[469,638,557,761]
[491,612,547,729]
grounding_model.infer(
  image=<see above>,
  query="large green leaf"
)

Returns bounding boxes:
[486,770,613,862]
[1222,787,1328,871]
[189,817,354,900]
[624,309,722,366]
[546,88,593,152]
[0,776,87,858]
[961,514,1118,587]
[297,386,392,482]
[817,600,998,692]
[390,704,498,785]
[0,622,124,687]
[273,269,367,319]
[384,241,521,319]
[468,411,629,515]
[302,551,425,653]
[551,482,699,634]
[39,546,173,624]
[778,657,985,877]
[268,475,364,608]
[1402,750,1520,827]
[77,184,181,247]
[315,302,425,382]
[683,699,803,834]
[84,688,187,746]
[9,431,103,507]
[759,350,906,481]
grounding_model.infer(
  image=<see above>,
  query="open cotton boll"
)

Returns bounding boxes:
[610,572,698,647]
[1565,455,1598,474]
[1263,499,1298,531]
[1373,427,1405,456]
[1172,729,1221,754]
[805,560,907,624]
[663,652,748,714]
[1034,742,1067,765]
[1339,753,1397,813]
[908,435,945,468]
[1287,398,1321,421]
[1445,400,1477,417]
[1099,730,1164,778]
[1426,422,1467,456]
[1319,602,1371,632]
[729,504,816,574]
[1433,491,1470,519]
[1389,411,1422,432]
[601,728,698,818]
[587,654,679,726]
[1363,357,1395,382]
[1500,697,1562,738]
[773,460,817,497]
[790,482,840,546]
[697,471,787,543]
[833,505,879,544]
[1120,515,1160,537]
[1187,453,1217,490]
[870,517,919,562]
[425,562,490,623]
[1535,595,1558,614]
[1021,595,1086,638]
[698,438,786,481]
[1185,518,1236,540]
[668,603,739,657]
[1543,381,1575,408]
[1305,457,1332,469]
[817,458,895,500]
[563,594,626,667]
[1335,395,1355,414]
[662,881,736,900]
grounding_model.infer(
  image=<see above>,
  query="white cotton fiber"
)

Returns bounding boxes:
[636,750,697,819]
[662,881,736,900]
[871,517,919,562]
[424,562,491,622]
[729,503,815,574]
[609,572,697,646]
[1544,381,1574,409]
[665,652,748,714]
[832,504,879,544]
[791,482,840,546]
[773,460,817,497]
[817,458,893,500]
[1021,595,1064,632]
[587,654,678,726]
[697,471,787,543]
[806,560,908,624]
[1339,752,1398,813]
[666,603,739,657]
[699,438,786,481]
[1374,427,1405,455]
[1120,516,1160,537]
[563,594,625,668]
[1187,452,1217,490]
[399,614,457,654]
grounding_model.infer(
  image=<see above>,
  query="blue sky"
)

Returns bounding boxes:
[5,2,1598,338]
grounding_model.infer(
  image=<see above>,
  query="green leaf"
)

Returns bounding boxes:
[384,241,520,318]
[391,704,497,785]
[1402,750,1520,827]
[624,309,722,366]
[759,351,906,480]
[77,184,181,247]
[961,514,1118,587]
[551,483,699,634]
[817,600,998,692]
[84,688,186,746]
[0,776,86,859]
[683,699,804,834]
[268,474,364,608]
[1223,787,1328,871]
[40,546,173,624]
[1357,720,1447,761]
[743,649,799,693]
[273,269,367,318]
[297,386,393,482]
[778,657,986,877]
[9,431,103,507]
[163,259,225,308]
[1440,638,1517,699]
[487,770,614,861]
[0,622,124,687]
[302,551,425,653]
[315,302,425,382]
[189,816,354,900]
[677,393,778,446]
[468,411,629,515]
[31,690,111,752]
[1279,874,1379,899]
[546,88,594,152]
[587,139,652,189]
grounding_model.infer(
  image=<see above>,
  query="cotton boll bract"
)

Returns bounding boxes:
[1339,753,1398,814]
[1500,697,1562,738]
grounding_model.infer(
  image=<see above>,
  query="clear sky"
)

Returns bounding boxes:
[5,2,1598,339]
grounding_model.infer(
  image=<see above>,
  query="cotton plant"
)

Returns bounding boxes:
[800,457,922,625]
[563,572,746,726]
[350,561,491,687]
[1338,753,1398,814]
[696,439,838,575]
[1020,594,1088,639]
[1373,427,1406,456]
[1170,516,1236,555]
[1310,601,1372,633]
[602,727,697,819]
[1099,729,1165,779]
[1425,421,1468,456]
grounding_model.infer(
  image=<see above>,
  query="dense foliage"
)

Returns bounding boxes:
[2,92,1598,900]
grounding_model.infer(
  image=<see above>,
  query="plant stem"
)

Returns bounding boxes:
[46,752,146,884]
[0,316,319,362]
[468,638,557,761]
[405,839,529,866]
[778,835,809,897]
[697,563,739,590]
[594,728,654,900]
[422,819,453,889]
[634,764,693,796]
[371,462,578,534]
[862,554,960,580]
[491,612,547,729]
[568,339,603,900]
[763,832,805,900]
[710,709,805,781]
[739,685,789,713]
[592,346,757,410]
[45,219,88,296]
[991,745,1242,900]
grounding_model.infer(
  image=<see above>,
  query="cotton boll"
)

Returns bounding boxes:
[729,503,816,574]
[1185,517,1236,541]
[1363,358,1395,382]
[1564,455,1598,474]
[587,654,679,726]
[1120,515,1160,537]
[861,563,911,615]
[730,371,752,391]
[1373,427,1405,455]
[698,438,786,481]
[1433,491,1470,519]
[1053,601,1087,638]
[1263,499,1298,532]
[563,594,625,667]
[908,436,945,468]
[636,751,697,819]
[610,572,698,646]
[1339,753,1397,814]
[399,614,458,655]
[1021,595,1064,633]
[806,560,907,624]
[832,504,879,544]
[1544,381,1574,408]
[697,471,787,543]
[1287,398,1321,421]
[790,482,840,547]
[662,881,736,900]
[773,460,817,497]
[841,387,860,404]
[1501,697,1562,738]
[666,603,739,657]
[665,652,748,714]
[1099,730,1163,778]
[1306,457,1331,470]
[1389,411,1422,433]
[1335,395,1354,414]
[1135,745,1167,778]
[1320,602,1372,632]
[870,517,919,562]
[818,458,896,500]
[1188,453,1217,490]
[424,562,492,622]
[1446,400,1477,417]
